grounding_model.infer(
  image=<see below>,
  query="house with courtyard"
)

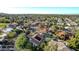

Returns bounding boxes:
[29,33,44,46]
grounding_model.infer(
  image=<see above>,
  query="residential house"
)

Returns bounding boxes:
[29,22,40,32]
[56,30,65,37]
[36,23,48,33]
[56,30,73,40]
[57,18,64,26]
[8,23,17,28]
[29,33,44,46]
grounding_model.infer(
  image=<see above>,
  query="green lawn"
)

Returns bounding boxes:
[0,23,8,28]
[0,32,3,35]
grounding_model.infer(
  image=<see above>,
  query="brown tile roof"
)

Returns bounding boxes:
[56,31,65,36]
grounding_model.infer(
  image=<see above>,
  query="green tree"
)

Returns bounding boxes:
[15,33,32,50]
[12,28,23,34]
[15,33,27,50]
[67,30,79,50]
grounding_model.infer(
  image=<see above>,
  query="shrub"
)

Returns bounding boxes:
[7,32,16,39]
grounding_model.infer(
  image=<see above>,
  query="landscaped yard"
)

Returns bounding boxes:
[0,23,8,28]
[0,32,3,35]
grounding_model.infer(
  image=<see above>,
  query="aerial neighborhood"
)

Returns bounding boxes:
[0,13,79,51]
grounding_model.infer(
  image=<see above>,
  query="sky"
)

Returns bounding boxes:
[0,7,79,14]
[0,0,79,14]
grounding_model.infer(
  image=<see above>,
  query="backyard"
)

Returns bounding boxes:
[0,23,8,28]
